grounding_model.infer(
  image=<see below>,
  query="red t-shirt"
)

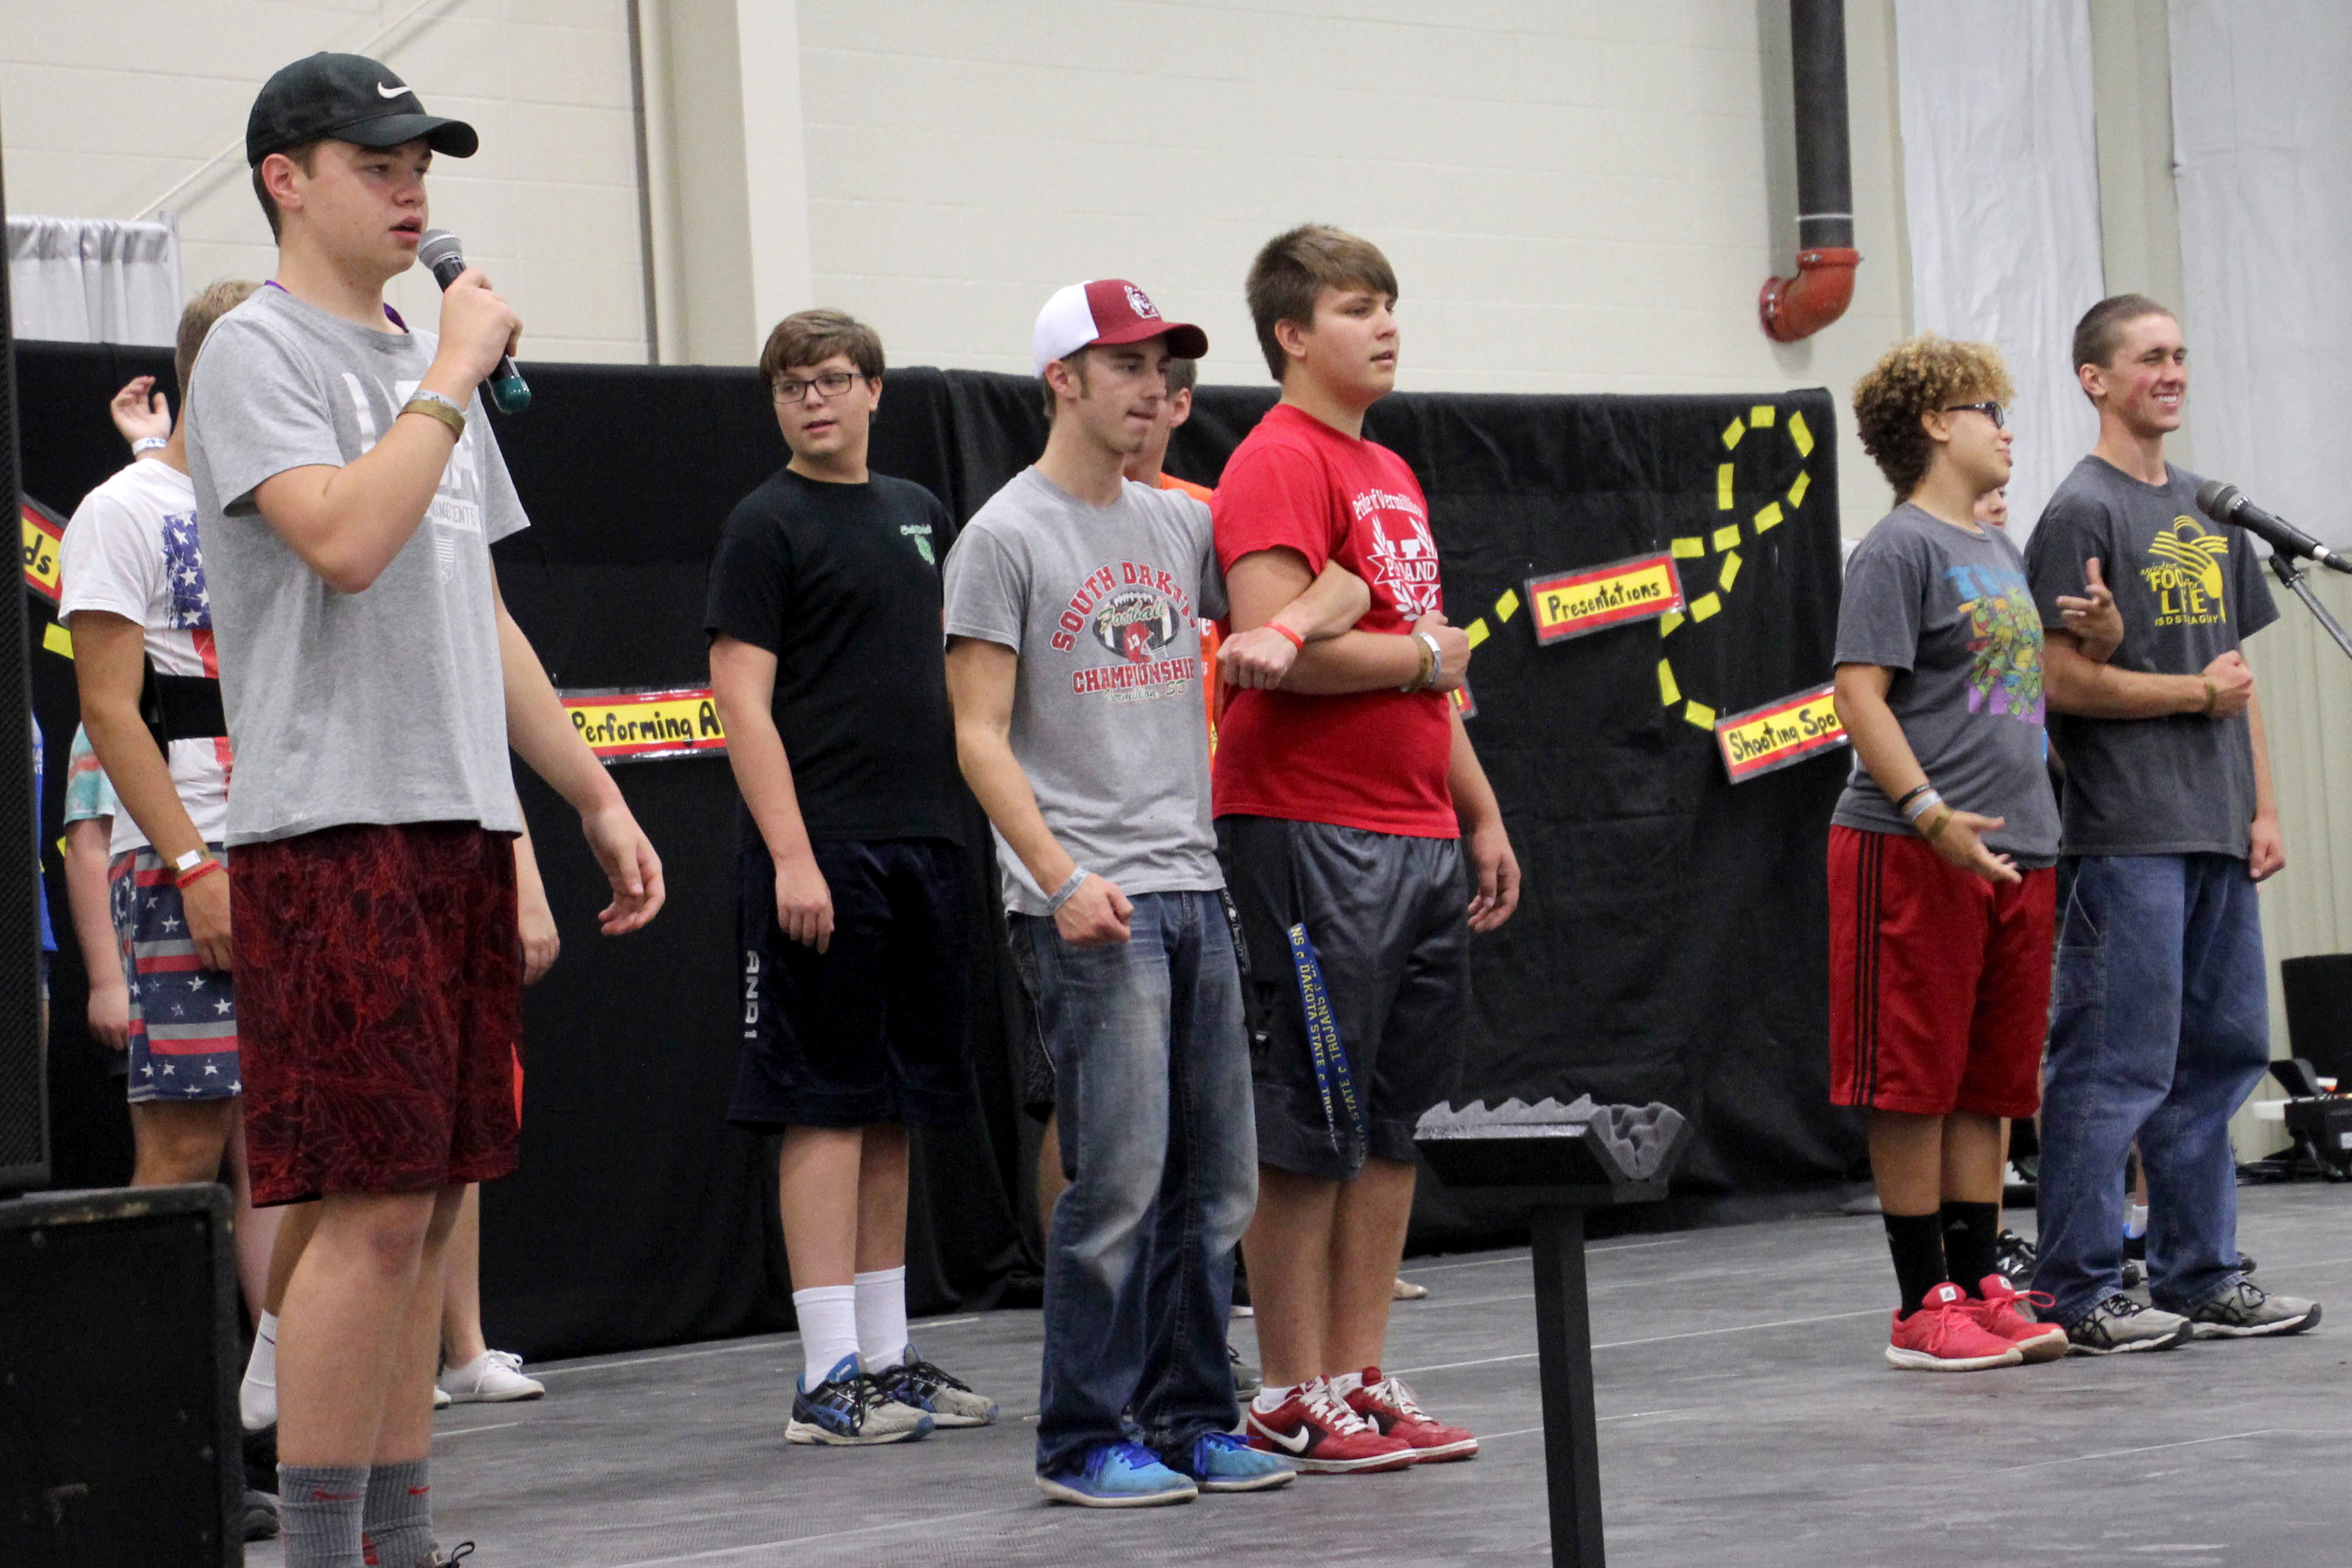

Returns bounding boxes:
[1210,403,1456,838]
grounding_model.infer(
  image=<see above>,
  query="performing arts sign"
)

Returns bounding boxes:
[1523,551,1685,645]
[1713,682,1847,783]
[562,686,728,763]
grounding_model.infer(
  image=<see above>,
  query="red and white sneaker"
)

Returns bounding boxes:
[1884,1282,2026,1372]
[1244,1377,1416,1473]
[1341,1367,1478,1462]
[1966,1274,2068,1364]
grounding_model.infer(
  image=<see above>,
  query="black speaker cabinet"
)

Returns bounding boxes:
[0,1185,240,1566]
[2281,955,2352,1088]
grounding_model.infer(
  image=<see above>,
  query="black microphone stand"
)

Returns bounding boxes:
[2267,552,2352,663]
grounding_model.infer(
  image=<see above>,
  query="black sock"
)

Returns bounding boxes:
[1883,1211,1947,1315]
[1940,1201,2001,1295]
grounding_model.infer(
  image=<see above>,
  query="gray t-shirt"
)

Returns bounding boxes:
[1831,503,2060,865]
[185,286,526,846]
[2023,456,2277,858]
[941,467,1229,915]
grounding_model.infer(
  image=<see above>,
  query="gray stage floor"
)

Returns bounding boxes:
[249,1182,2352,1566]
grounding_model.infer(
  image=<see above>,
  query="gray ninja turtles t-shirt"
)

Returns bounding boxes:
[941,467,1229,915]
[2023,456,2277,858]
[1831,503,2060,866]
[186,285,526,846]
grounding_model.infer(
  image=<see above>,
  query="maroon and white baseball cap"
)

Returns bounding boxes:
[1032,279,1208,375]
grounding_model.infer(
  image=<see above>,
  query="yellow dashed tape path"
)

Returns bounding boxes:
[1457,403,1814,730]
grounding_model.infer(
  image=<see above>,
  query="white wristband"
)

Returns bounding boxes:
[1413,631,1444,690]
[131,436,168,455]
[1047,867,1091,914]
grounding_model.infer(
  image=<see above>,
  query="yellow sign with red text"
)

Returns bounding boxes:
[1524,552,1686,645]
[562,687,728,763]
[22,499,65,602]
[1714,682,1847,783]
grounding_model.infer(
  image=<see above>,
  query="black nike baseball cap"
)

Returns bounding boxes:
[246,52,479,166]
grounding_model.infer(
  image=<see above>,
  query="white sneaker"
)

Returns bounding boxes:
[438,1349,546,1403]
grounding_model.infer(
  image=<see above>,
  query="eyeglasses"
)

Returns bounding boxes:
[1943,401,2006,429]
[773,371,863,403]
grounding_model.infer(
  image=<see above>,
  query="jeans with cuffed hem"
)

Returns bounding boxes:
[1011,892,1256,1476]
[2031,853,2271,1325]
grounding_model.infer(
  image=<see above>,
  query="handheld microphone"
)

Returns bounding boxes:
[2195,481,2352,573]
[415,229,531,415]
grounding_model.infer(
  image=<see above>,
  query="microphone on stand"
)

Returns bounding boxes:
[2195,479,2351,573]
[415,228,531,414]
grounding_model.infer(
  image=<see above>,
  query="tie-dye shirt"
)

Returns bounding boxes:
[1831,503,2060,865]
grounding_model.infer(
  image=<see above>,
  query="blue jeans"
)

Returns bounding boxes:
[1010,892,1256,1476]
[2033,853,2271,1323]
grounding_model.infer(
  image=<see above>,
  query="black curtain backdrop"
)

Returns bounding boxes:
[19,341,1859,1360]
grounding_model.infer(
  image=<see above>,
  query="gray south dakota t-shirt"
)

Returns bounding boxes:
[941,468,1229,915]
[2023,457,2277,858]
[1831,503,2060,865]
[185,286,526,846]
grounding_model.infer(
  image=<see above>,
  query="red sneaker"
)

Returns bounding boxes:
[1885,1282,2026,1372]
[1342,1367,1478,1462]
[1244,1377,1416,1473]
[1966,1274,2069,1364]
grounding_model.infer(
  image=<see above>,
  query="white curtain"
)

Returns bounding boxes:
[6,215,183,346]
[2170,0,2352,1055]
[1892,0,2104,537]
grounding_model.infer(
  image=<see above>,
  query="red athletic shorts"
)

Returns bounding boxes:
[231,821,522,1205]
[1827,825,2053,1119]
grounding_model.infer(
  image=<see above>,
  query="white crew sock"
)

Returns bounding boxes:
[853,1266,910,1371]
[793,1286,861,1388]
[2124,1203,2150,1240]
[1252,1377,1313,1415]
[240,1310,279,1432]
[1327,1369,1365,1397]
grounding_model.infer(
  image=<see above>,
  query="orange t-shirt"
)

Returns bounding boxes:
[1153,471,1223,749]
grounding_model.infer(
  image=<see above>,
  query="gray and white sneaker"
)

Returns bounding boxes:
[2187,1280,2319,1339]
[2064,1292,2193,1355]
[873,1344,998,1427]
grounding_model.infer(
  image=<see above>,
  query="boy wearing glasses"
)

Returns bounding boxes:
[706,309,997,1445]
[1833,338,2097,1371]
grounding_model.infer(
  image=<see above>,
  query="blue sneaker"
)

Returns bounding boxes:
[1166,1430,1296,1492]
[786,1354,933,1446]
[1035,1442,1199,1507]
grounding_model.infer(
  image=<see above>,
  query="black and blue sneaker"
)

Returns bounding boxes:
[1163,1430,1295,1492]
[786,1353,933,1446]
[872,1342,998,1427]
[1035,1441,1198,1507]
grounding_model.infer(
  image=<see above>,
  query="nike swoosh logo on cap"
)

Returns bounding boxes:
[376,82,408,99]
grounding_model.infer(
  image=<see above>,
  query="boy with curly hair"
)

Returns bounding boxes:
[1833,336,2117,1370]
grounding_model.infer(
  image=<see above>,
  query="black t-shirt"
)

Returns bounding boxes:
[705,468,964,850]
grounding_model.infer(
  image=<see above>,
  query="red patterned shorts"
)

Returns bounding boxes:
[231,821,522,1205]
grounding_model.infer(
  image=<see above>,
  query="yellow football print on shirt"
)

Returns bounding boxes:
[2143,515,2230,628]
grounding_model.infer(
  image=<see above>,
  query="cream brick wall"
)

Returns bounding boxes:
[795,0,1910,537]
[0,0,648,363]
